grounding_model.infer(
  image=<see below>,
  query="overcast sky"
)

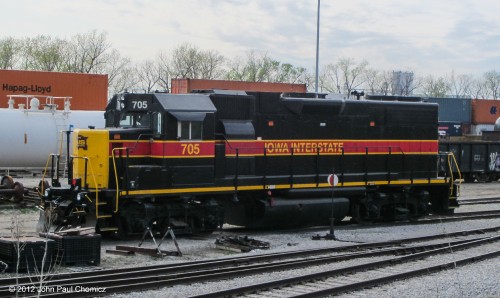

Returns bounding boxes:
[2,0,499,76]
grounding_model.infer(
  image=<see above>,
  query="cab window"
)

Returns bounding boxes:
[153,112,163,135]
[120,113,151,128]
[177,121,202,140]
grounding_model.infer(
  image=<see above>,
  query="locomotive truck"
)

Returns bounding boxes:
[37,91,460,237]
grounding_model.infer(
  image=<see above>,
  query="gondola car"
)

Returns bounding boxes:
[38,91,460,236]
[439,125,500,182]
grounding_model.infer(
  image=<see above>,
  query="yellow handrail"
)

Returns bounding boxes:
[447,152,461,195]
[112,147,128,213]
[38,154,52,196]
[86,158,100,216]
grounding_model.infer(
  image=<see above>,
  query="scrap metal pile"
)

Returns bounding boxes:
[215,235,270,252]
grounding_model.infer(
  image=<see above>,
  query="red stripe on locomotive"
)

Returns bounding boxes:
[224,140,438,156]
[109,141,215,157]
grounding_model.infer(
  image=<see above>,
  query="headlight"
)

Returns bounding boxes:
[76,193,82,201]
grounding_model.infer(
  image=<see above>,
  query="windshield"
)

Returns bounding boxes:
[120,113,151,128]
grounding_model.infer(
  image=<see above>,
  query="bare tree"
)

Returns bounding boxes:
[447,70,474,98]
[63,30,111,74]
[170,43,198,78]
[135,60,162,93]
[320,58,368,97]
[109,65,137,96]
[10,209,27,287]
[0,37,21,69]
[483,70,500,99]
[319,63,341,93]
[420,75,450,97]
[379,71,395,95]
[363,68,381,95]
[197,50,225,80]
[469,77,486,99]
[157,51,172,92]
[339,58,368,97]
[96,49,134,97]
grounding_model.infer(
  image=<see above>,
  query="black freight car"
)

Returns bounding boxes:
[37,92,459,237]
[440,136,500,182]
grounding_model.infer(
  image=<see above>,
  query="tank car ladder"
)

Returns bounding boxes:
[55,114,69,178]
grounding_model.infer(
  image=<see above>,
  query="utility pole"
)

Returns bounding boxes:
[314,0,320,95]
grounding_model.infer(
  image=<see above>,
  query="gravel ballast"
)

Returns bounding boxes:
[1,178,499,297]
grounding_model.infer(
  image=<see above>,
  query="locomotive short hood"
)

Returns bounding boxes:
[106,92,217,126]
[154,93,216,114]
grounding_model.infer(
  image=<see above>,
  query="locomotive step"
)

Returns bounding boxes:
[99,227,118,232]
[96,214,113,219]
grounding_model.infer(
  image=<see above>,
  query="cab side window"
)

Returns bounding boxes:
[153,112,163,135]
[177,121,202,140]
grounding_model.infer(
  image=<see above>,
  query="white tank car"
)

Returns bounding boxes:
[0,95,105,169]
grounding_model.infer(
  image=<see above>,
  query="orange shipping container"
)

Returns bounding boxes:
[171,78,307,94]
[0,70,108,110]
[471,99,500,124]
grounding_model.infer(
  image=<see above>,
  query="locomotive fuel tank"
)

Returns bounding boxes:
[0,96,104,169]
[223,196,350,228]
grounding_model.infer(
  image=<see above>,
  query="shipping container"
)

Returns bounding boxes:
[0,70,108,110]
[471,99,500,124]
[438,121,462,136]
[171,78,307,94]
[423,97,471,123]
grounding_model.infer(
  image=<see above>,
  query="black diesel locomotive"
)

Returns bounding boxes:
[39,91,460,236]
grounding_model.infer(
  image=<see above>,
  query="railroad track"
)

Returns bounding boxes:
[194,237,499,298]
[459,197,500,205]
[417,210,500,224]
[1,226,499,297]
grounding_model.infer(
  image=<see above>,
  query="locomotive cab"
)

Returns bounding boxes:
[40,92,222,235]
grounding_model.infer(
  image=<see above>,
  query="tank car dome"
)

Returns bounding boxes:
[495,117,500,131]
[29,97,40,110]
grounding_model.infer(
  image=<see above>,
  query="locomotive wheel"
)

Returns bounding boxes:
[350,202,372,224]
[11,182,25,203]
[0,176,14,201]
[1,175,14,189]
